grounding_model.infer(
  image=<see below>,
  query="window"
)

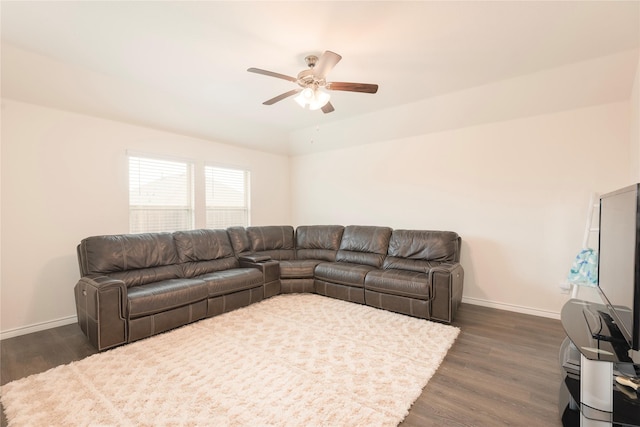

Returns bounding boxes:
[128,154,250,233]
[129,156,193,233]
[205,165,250,228]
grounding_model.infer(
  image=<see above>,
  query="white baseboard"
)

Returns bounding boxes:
[462,296,561,320]
[1,315,78,341]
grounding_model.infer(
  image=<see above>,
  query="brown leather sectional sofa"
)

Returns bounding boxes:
[75,225,464,351]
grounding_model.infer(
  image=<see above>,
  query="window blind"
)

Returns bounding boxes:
[129,156,193,233]
[205,165,250,228]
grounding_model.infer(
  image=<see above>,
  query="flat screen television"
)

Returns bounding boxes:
[597,183,640,352]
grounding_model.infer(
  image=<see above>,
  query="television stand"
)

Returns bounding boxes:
[590,310,631,345]
[559,298,640,426]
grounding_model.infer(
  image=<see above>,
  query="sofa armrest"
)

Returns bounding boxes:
[239,259,280,283]
[74,274,128,351]
[239,259,281,298]
[428,263,464,323]
[428,262,463,280]
[239,254,272,263]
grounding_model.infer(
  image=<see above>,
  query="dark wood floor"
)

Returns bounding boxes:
[400,303,566,426]
[0,303,566,426]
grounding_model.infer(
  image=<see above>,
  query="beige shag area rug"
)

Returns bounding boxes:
[1,294,459,427]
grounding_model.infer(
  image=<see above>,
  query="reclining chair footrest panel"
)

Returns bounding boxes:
[315,279,365,304]
[128,300,207,343]
[207,287,264,317]
[364,290,430,319]
[280,278,314,294]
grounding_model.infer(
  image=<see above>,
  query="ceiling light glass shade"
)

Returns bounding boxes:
[308,89,330,110]
[294,88,314,107]
[294,87,330,110]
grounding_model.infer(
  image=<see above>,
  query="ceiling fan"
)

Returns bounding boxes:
[247,50,378,114]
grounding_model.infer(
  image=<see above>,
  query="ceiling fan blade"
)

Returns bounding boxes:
[247,67,297,83]
[327,82,379,94]
[313,51,342,79]
[262,89,301,105]
[321,102,335,114]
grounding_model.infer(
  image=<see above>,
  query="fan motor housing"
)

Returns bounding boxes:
[297,58,326,89]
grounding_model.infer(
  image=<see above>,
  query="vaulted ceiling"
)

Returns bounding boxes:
[2,1,639,155]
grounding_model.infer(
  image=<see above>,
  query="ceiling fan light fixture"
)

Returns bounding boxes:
[294,87,330,110]
[294,87,314,107]
[308,89,330,111]
[248,50,376,113]
[294,93,306,108]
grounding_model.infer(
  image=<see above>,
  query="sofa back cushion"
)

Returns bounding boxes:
[336,225,392,268]
[226,226,251,255]
[173,229,240,277]
[295,225,344,262]
[246,226,295,260]
[78,233,181,287]
[383,230,461,273]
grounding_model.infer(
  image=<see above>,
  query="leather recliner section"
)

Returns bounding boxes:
[364,229,464,323]
[279,225,345,293]
[314,226,392,303]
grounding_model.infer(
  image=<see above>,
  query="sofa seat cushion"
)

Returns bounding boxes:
[364,269,430,300]
[127,278,208,319]
[314,262,377,288]
[197,268,264,298]
[279,259,324,279]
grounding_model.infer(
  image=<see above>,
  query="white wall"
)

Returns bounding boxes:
[291,102,631,318]
[0,99,291,338]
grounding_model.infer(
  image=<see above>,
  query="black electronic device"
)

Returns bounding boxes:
[596,183,640,352]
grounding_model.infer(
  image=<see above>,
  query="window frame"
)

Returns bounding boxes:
[127,152,251,233]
